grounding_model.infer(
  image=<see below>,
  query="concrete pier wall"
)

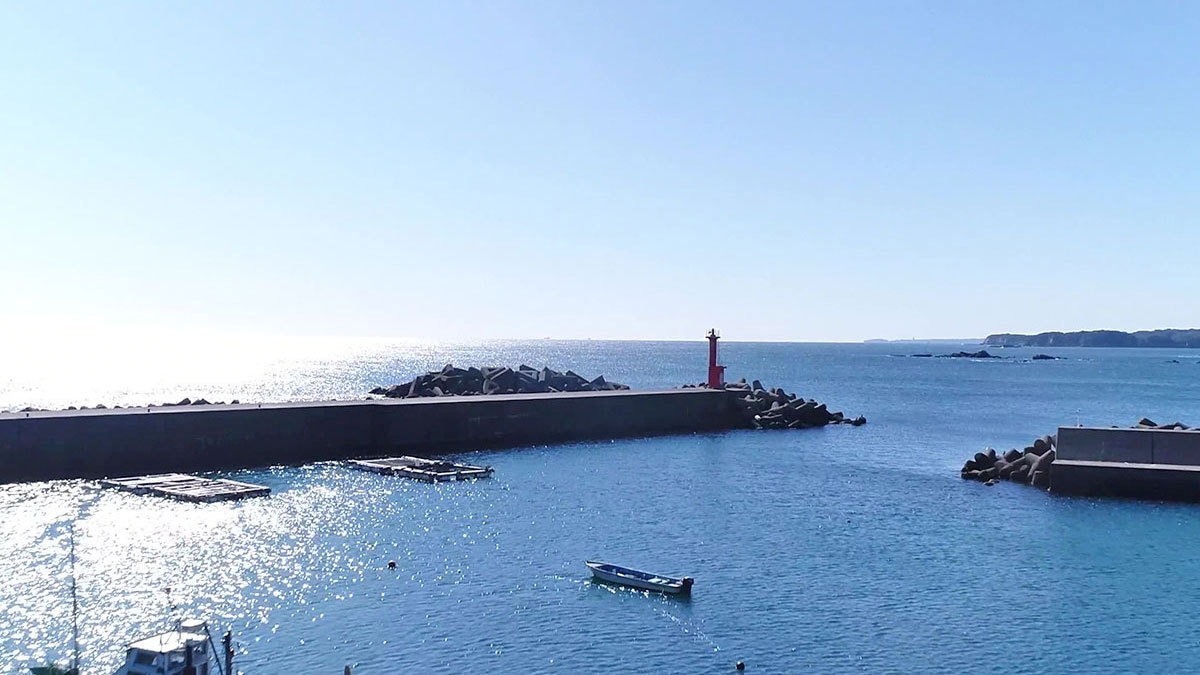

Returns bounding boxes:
[0,389,739,483]
[1053,426,1200,500]
[1055,428,1153,464]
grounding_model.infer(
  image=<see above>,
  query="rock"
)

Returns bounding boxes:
[984,479,998,486]
[176,398,191,406]
[1028,449,1055,482]
[1137,417,1158,428]
[961,433,1060,489]
[850,415,867,426]
[369,365,625,399]
[1031,354,1059,360]
[997,460,1013,479]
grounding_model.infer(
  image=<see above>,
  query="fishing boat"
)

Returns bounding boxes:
[29,528,234,675]
[585,561,694,595]
[114,619,233,675]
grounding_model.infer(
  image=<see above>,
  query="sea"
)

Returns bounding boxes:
[4,339,1200,674]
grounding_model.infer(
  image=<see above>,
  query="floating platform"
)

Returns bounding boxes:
[100,473,271,502]
[350,456,494,482]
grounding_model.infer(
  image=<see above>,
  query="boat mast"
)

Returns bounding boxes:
[69,524,79,673]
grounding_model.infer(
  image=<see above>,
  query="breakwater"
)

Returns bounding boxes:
[1053,424,1200,501]
[961,418,1200,501]
[960,434,1056,488]
[0,389,741,483]
[715,379,866,429]
[369,364,628,397]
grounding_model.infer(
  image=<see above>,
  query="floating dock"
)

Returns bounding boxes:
[100,473,271,502]
[350,456,494,482]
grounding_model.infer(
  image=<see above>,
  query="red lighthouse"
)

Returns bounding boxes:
[706,329,725,388]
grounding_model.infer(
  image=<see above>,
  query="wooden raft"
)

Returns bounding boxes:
[100,473,271,502]
[350,456,494,482]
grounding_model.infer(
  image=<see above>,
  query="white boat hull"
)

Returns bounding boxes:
[586,561,693,595]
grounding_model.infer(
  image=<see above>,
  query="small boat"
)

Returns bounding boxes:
[114,619,234,675]
[585,561,694,595]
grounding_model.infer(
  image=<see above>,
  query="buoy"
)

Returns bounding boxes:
[388,561,396,570]
[735,661,745,671]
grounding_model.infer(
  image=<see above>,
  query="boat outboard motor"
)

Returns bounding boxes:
[681,577,695,591]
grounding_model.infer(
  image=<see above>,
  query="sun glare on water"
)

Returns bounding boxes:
[0,321,438,411]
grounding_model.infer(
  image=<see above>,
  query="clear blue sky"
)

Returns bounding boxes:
[3,1,1199,342]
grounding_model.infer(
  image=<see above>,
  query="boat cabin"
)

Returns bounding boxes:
[115,620,216,675]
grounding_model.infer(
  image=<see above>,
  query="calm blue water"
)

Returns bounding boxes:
[4,340,1200,674]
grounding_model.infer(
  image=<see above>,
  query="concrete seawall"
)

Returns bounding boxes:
[1054,426,1200,500]
[0,389,740,483]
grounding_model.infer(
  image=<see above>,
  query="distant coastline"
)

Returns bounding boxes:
[984,329,1200,348]
[864,338,980,344]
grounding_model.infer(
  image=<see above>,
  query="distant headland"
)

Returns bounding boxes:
[984,329,1200,348]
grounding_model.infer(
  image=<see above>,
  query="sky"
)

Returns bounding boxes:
[2,1,1200,343]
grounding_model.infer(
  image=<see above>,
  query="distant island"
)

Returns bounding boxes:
[984,329,1200,348]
